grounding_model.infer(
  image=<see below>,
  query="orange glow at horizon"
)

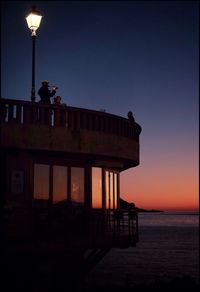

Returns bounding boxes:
[120,159,199,211]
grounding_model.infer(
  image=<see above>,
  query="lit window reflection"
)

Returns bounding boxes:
[110,172,113,209]
[114,173,118,209]
[105,171,109,209]
[105,170,118,209]
[92,167,102,208]
[71,167,84,206]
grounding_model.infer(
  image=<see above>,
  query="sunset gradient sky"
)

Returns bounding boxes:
[1,1,199,211]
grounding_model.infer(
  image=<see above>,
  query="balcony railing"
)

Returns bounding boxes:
[3,204,139,248]
[35,207,139,248]
[0,98,141,141]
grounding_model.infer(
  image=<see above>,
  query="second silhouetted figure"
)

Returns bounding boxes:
[38,80,57,103]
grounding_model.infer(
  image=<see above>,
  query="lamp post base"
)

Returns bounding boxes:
[31,88,36,102]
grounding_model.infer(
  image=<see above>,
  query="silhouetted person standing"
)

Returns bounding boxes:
[53,95,62,105]
[38,80,57,103]
[127,111,135,122]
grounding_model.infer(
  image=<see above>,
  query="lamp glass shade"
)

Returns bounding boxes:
[26,13,42,31]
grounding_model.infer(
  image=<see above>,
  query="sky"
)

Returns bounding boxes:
[1,1,199,211]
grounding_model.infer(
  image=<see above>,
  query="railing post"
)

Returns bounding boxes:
[16,104,22,124]
[60,108,67,127]
[76,111,80,131]
[54,109,60,126]
[23,104,31,124]
[0,103,7,122]
[8,104,14,122]
[135,211,139,242]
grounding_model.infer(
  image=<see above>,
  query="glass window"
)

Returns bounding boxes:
[110,172,114,209]
[92,167,102,208]
[114,173,118,209]
[105,170,118,209]
[53,166,68,204]
[105,171,110,209]
[71,167,84,206]
[34,164,49,200]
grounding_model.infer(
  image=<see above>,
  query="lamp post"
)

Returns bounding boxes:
[26,6,42,102]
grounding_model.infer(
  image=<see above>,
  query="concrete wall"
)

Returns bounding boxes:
[1,124,140,169]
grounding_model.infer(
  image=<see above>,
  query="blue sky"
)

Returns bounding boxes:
[1,1,199,209]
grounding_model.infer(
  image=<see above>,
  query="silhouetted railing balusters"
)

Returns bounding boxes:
[0,98,141,141]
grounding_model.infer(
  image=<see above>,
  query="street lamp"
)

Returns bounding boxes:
[26,6,42,102]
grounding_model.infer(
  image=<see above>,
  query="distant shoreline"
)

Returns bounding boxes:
[120,198,198,213]
[136,208,163,213]
[120,198,163,213]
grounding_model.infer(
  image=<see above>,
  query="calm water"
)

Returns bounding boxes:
[85,211,199,287]
[139,211,199,227]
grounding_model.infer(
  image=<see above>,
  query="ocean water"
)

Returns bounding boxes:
[85,211,199,288]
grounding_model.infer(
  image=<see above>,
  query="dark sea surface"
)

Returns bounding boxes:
[84,211,199,288]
